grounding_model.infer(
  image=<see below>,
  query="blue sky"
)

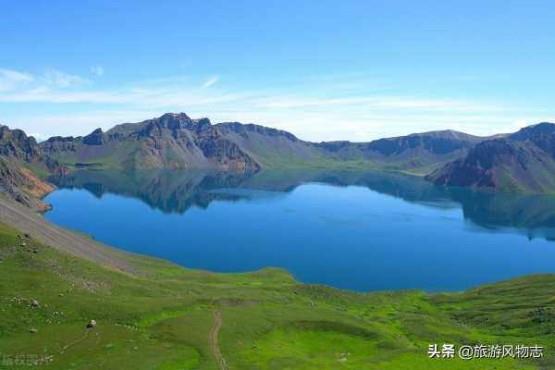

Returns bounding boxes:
[1,0,555,141]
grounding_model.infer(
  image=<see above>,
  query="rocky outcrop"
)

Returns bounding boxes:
[41,136,78,154]
[83,128,105,145]
[0,125,58,210]
[427,123,555,193]
[0,125,42,162]
[41,113,261,171]
[0,157,54,211]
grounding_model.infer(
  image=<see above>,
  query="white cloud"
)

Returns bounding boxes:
[202,75,219,88]
[0,68,34,91]
[0,67,89,92]
[41,69,89,88]
[90,65,104,77]
[0,67,550,141]
[0,68,34,83]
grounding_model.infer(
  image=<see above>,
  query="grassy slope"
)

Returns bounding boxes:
[46,141,138,170]
[1,222,553,370]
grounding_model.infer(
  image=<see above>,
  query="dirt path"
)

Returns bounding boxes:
[60,330,91,354]
[209,310,228,370]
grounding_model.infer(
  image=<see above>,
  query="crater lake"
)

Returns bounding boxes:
[43,170,555,292]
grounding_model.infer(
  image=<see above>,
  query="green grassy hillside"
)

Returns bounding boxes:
[1,222,553,369]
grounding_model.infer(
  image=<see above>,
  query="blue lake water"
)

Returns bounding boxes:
[44,170,555,292]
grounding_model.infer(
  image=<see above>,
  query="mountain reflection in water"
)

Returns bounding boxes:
[49,169,555,242]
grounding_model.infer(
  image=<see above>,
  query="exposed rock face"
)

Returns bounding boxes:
[428,123,555,193]
[83,128,105,145]
[0,125,57,210]
[0,125,60,170]
[0,157,55,211]
[0,126,42,162]
[41,136,78,154]
[41,113,261,171]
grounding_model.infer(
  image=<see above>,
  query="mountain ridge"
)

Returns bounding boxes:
[38,112,490,174]
[3,114,555,209]
[427,122,555,192]
[41,113,261,172]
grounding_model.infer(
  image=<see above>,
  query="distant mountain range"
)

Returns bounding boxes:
[39,112,487,174]
[2,112,555,209]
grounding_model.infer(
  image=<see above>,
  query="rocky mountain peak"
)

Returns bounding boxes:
[83,128,105,145]
[0,125,41,162]
[510,122,555,141]
[507,122,555,158]
[138,113,213,137]
[158,112,193,126]
[194,117,212,128]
